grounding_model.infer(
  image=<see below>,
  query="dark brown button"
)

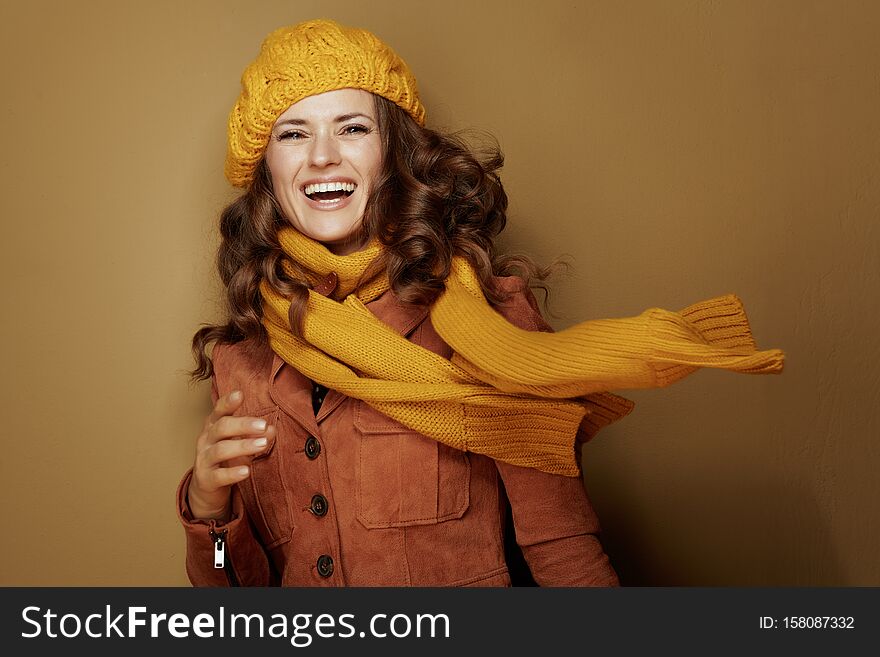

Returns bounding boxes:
[310,494,328,517]
[304,436,321,459]
[313,272,339,296]
[316,554,334,578]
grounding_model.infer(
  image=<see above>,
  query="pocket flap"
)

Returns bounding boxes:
[355,401,470,529]
[353,402,414,434]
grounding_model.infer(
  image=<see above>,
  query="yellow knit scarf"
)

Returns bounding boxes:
[259,227,785,476]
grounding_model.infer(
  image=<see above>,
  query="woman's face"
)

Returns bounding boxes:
[265,88,382,255]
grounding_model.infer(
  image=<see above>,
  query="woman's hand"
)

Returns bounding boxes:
[186,390,273,521]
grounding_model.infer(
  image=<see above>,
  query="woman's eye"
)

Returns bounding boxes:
[277,130,305,141]
[342,124,369,136]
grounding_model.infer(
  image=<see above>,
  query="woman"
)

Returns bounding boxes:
[177,19,784,587]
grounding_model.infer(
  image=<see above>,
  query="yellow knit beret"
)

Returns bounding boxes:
[225,19,426,188]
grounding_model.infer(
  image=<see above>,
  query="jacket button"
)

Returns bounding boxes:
[314,272,339,296]
[304,436,321,459]
[310,494,328,517]
[316,554,334,578]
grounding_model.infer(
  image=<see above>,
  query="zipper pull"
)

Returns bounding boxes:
[210,528,227,569]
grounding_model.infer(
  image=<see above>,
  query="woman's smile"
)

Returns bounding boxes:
[301,177,357,209]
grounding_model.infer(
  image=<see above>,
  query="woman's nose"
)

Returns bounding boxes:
[308,134,342,168]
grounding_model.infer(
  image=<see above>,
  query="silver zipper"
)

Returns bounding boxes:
[210,527,227,569]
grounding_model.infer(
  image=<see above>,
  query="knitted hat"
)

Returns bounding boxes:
[225,19,426,188]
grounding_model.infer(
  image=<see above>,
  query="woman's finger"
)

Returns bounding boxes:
[206,390,244,425]
[205,414,269,444]
[210,435,270,465]
[208,464,251,490]
[191,463,252,499]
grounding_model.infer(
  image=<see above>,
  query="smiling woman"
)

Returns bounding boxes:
[177,18,784,588]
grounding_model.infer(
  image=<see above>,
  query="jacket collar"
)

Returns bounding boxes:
[268,288,430,432]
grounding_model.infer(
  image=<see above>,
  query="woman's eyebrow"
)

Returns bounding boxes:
[275,118,307,127]
[275,112,375,128]
[334,112,375,123]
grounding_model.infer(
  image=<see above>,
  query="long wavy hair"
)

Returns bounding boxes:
[191,94,555,380]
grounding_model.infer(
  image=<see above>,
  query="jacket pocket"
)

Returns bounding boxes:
[236,407,293,550]
[353,401,470,529]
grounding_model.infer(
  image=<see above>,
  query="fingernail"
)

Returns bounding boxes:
[252,419,267,431]
[230,390,242,402]
[254,437,268,447]
[237,466,249,477]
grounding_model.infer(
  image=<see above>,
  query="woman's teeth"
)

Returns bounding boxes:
[304,181,356,200]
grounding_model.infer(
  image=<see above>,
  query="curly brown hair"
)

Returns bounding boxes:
[190,95,554,380]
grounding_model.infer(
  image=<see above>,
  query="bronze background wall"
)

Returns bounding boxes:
[1,0,877,585]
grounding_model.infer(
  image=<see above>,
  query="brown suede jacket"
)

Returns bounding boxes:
[177,275,619,587]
